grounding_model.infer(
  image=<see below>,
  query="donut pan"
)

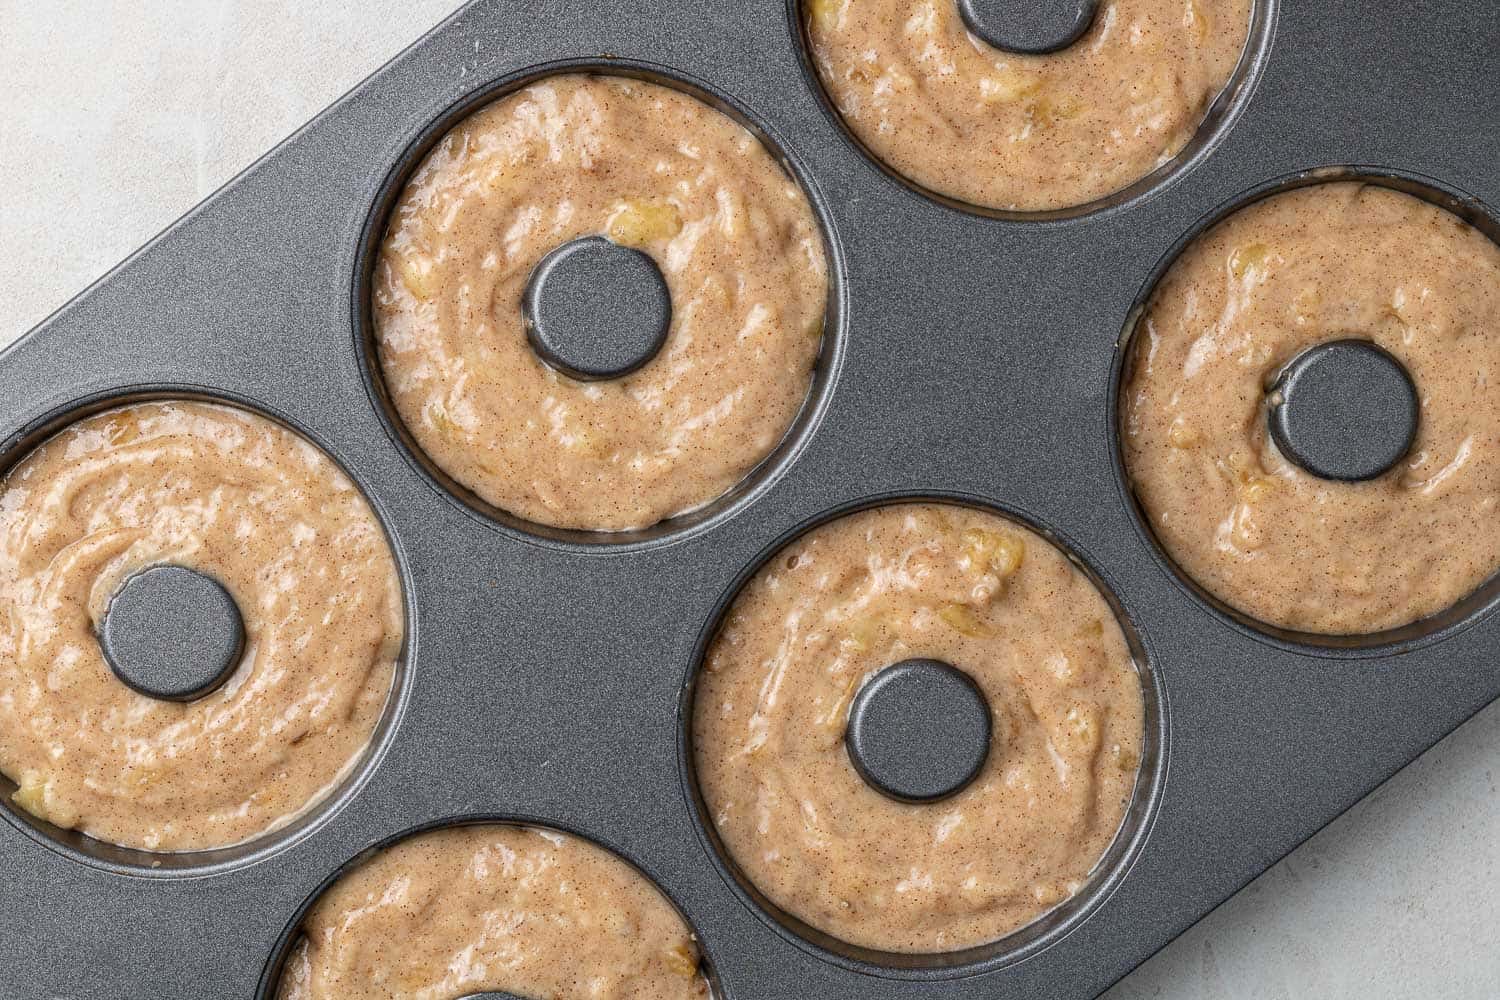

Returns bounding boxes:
[4,1,1500,997]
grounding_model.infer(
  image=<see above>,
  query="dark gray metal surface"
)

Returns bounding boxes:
[958,0,1100,54]
[523,235,672,381]
[1,1,1498,997]
[1268,339,1419,482]
[845,658,993,804]
[101,565,245,702]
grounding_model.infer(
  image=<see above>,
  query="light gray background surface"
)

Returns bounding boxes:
[2,3,1496,996]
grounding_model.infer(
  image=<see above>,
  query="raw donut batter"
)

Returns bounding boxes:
[0,401,401,851]
[276,824,710,999]
[805,0,1252,212]
[1122,181,1500,635]
[692,502,1144,953]
[374,73,828,532]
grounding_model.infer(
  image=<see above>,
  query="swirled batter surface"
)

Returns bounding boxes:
[693,503,1144,952]
[1123,182,1500,634]
[276,824,709,1000]
[806,0,1251,211]
[0,401,401,851]
[375,73,827,532]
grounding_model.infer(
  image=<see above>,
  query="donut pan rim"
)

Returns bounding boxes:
[0,1,1498,998]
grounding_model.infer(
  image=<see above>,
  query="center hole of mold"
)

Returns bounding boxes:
[522,235,672,381]
[99,564,245,703]
[956,0,1099,54]
[844,657,994,803]
[1267,338,1419,482]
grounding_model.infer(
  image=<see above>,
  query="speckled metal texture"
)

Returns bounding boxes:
[844,658,995,804]
[100,565,247,702]
[2,1,1498,997]
[1267,339,1420,482]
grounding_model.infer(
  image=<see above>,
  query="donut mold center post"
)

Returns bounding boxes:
[522,234,673,381]
[1267,338,1419,482]
[845,657,994,804]
[956,0,1100,55]
[99,564,245,702]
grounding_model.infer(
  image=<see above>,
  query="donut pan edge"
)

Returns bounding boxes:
[3,1,1500,997]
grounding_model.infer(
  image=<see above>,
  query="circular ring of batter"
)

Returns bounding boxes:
[0,390,407,873]
[683,494,1164,976]
[358,61,839,546]
[797,0,1273,217]
[1115,169,1500,650]
[264,817,717,1000]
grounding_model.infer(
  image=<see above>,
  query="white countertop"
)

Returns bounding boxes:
[3,3,1497,996]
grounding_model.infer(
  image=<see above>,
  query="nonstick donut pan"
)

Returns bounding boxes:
[4,1,1500,997]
